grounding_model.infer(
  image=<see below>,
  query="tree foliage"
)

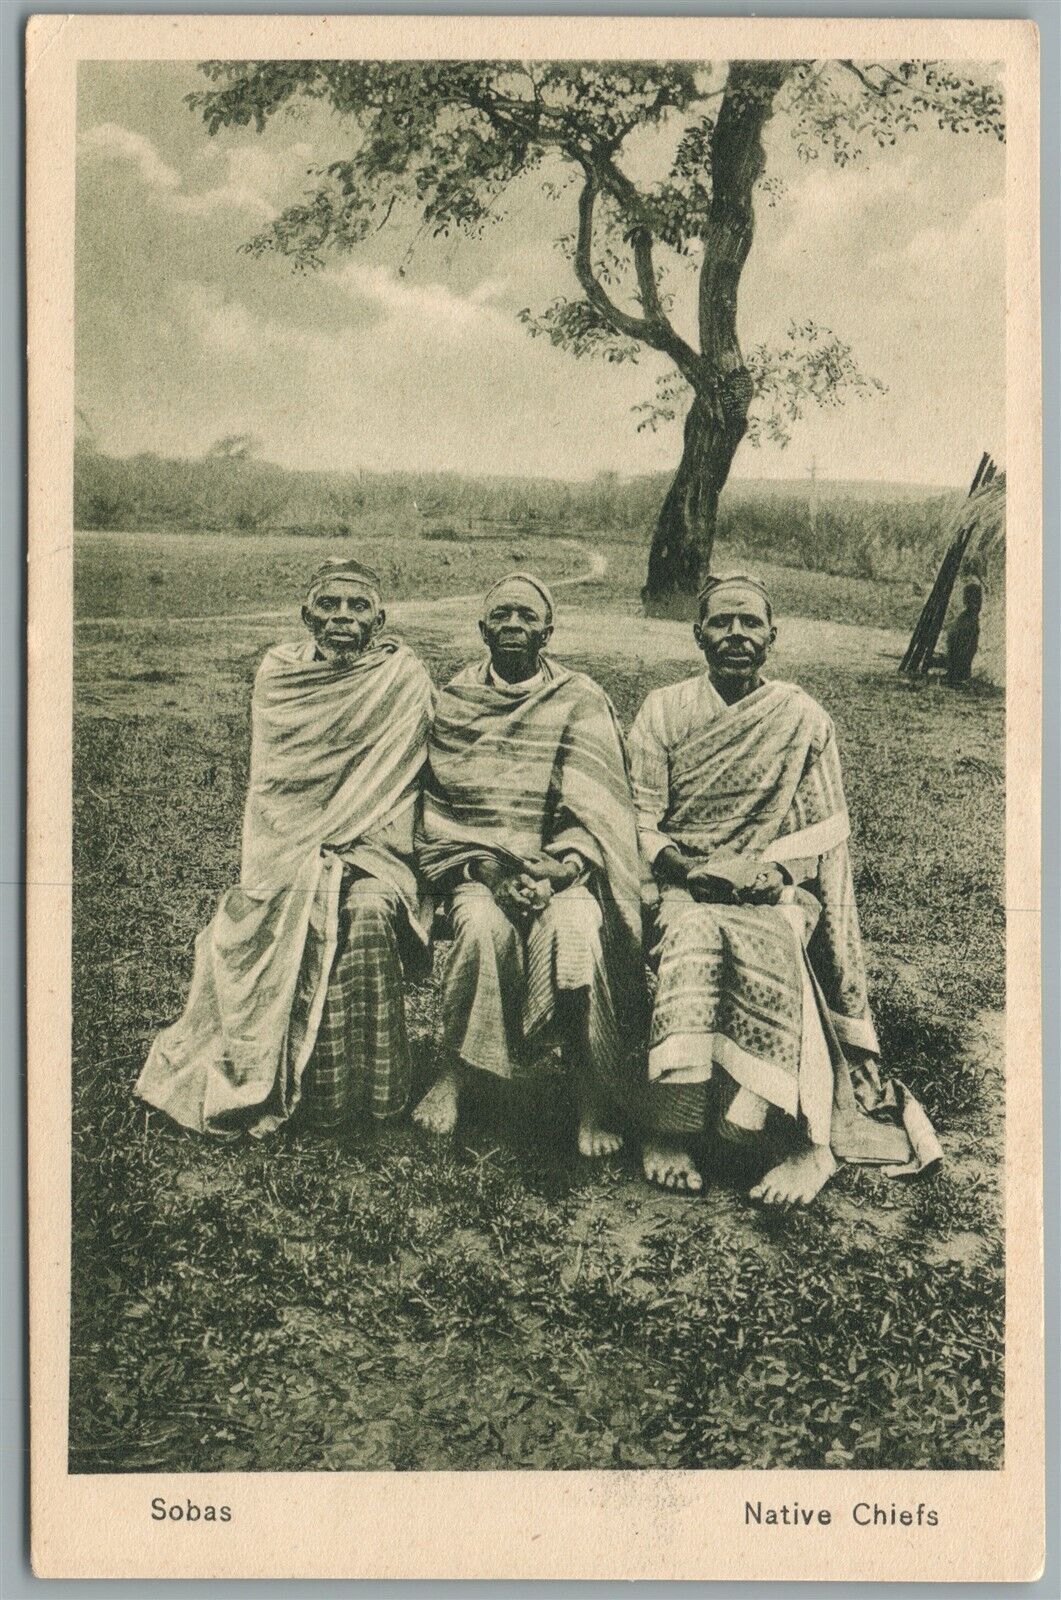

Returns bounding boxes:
[190,58,1003,586]
[205,432,260,461]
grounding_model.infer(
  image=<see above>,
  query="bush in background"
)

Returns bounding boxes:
[73,445,964,588]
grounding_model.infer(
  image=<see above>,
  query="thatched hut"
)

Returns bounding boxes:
[949,472,1005,685]
[900,459,1006,687]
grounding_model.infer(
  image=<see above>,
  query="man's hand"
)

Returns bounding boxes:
[469,856,504,893]
[682,859,787,906]
[497,874,541,918]
[506,852,583,916]
[470,857,542,918]
[685,863,736,904]
[734,865,787,906]
[520,853,581,890]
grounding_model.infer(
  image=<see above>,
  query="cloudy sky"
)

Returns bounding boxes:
[75,61,1005,486]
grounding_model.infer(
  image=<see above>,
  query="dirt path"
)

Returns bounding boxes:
[74,538,610,630]
[405,595,906,675]
[76,535,904,674]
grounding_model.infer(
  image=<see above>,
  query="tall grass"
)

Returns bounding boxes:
[74,445,963,586]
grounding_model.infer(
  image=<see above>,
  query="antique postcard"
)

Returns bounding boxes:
[26,12,1043,1582]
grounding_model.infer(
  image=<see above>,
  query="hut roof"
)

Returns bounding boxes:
[952,472,1006,568]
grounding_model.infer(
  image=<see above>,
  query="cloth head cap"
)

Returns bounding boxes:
[481,571,555,624]
[306,557,383,605]
[697,572,773,623]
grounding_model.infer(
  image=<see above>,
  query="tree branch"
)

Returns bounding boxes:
[583,151,702,376]
[573,173,701,380]
[839,60,893,97]
[699,61,791,362]
[573,174,650,342]
[630,227,664,322]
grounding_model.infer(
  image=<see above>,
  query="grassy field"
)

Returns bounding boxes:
[74,529,589,620]
[77,527,929,633]
[71,527,1005,1474]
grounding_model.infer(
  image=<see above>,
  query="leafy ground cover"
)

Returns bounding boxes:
[70,533,1005,1474]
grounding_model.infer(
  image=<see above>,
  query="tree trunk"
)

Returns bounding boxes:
[644,373,753,596]
[644,60,789,601]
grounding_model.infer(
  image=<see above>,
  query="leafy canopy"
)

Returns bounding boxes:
[191,60,1004,439]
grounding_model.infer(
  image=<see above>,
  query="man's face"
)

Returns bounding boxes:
[478,580,552,677]
[302,578,383,661]
[694,584,776,688]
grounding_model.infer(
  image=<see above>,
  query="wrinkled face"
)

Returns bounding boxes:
[694,584,776,687]
[479,579,552,676]
[302,577,383,661]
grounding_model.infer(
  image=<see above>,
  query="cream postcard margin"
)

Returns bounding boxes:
[26,13,1043,1582]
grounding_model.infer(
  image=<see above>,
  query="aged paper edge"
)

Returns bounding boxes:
[26,12,1044,1582]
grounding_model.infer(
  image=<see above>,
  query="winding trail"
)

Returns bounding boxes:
[74,534,906,673]
[74,538,609,630]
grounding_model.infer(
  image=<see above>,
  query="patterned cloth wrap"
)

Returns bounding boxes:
[135,638,433,1137]
[298,874,417,1131]
[417,656,646,1091]
[628,673,941,1173]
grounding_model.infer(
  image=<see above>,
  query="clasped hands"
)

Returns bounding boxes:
[471,852,581,919]
[656,846,786,906]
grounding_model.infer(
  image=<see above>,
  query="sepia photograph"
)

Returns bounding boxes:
[26,12,1043,1583]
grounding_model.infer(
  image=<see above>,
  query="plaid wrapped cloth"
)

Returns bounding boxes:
[629,674,941,1173]
[299,872,416,1130]
[418,656,645,1092]
[136,639,432,1137]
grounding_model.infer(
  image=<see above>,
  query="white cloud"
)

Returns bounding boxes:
[79,121,314,220]
[171,280,337,361]
[178,141,317,219]
[326,261,516,339]
[167,184,273,220]
[902,195,1004,276]
[762,151,918,264]
[79,122,180,191]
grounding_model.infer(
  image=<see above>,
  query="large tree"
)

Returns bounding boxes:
[192,59,1003,595]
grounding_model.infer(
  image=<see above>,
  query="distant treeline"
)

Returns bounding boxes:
[74,444,964,585]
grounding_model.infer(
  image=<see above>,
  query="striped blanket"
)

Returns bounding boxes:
[135,638,433,1136]
[629,674,940,1172]
[418,656,645,1071]
[631,674,873,1049]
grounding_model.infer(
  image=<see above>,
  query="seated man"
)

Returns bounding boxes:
[629,574,941,1204]
[945,580,983,686]
[413,572,644,1155]
[135,558,434,1139]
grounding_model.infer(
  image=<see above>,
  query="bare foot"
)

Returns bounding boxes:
[577,1086,623,1158]
[749,1144,837,1206]
[412,1067,461,1136]
[578,1117,623,1159]
[642,1138,703,1193]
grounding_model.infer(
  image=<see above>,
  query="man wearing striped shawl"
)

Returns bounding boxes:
[629,575,941,1204]
[135,559,433,1139]
[414,573,644,1154]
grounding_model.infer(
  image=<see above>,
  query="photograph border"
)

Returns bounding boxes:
[23,8,1048,1584]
